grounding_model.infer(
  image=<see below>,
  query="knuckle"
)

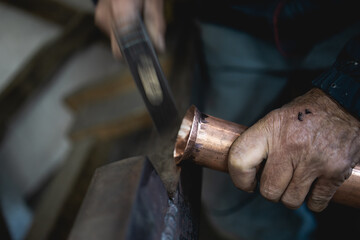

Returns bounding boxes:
[262,109,279,124]
[310,194,326,205]
[260,186,281,202]
[324,159,351,180]
[281,197,302,209]
[232,180,249,192]
[229,148,249,172]
[307,199,328,212]
[281,190,303,209]
[308,185,335,212]
[229,156,249,173]
[228,172,255,192]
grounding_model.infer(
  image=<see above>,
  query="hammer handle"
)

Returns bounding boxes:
[113,16,178,136]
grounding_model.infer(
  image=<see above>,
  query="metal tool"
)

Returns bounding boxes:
[174,105,360,208]
[113,16,179,136]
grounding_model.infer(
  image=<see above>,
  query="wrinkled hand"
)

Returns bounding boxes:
[95,0,165,58]
[228,88,360,212]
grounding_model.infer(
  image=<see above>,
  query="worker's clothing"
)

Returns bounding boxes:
[313,34,360,118]
[197,0,360,58]
[195,0,360,118]
[196,13,360,240]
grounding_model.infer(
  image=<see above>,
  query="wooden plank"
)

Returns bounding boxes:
[26,131,153,240]
[68,88,152,141]
[64,54,173,112]
[25,138,95,240]
[65,55,173,141]
[46,139,115,240]
[0,13,100,141]
[0,0,80,26]
[64,72,135,112]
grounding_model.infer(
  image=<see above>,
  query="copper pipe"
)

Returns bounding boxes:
[174,105,360,208]
[174,105,247,172]
[333,166,360,208]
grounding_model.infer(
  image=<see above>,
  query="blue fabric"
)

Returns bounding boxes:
[198,22,360,240]
[198,23,317,240]
[196,0,360,57]
[312,34,360,118]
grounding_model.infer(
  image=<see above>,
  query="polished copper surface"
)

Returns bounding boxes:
[174,105,247,172]
[333,165,360,208]
[174,105,360,208]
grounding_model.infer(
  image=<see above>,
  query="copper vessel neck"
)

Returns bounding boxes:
[174,105,199,165]
[174,105,247,172]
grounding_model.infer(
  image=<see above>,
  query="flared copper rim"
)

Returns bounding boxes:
[173,105,199,164]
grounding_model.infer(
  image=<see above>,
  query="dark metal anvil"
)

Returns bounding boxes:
[69,154,201,240]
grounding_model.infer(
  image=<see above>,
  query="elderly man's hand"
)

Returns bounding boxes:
[95,0,165,58]
[228,88,360,212]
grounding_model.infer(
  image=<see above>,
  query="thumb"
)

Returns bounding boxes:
[228,121,269,192]
[144,0,166,53]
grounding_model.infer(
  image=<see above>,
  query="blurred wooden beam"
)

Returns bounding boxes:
[64,54,172,112]
[25,138,96,240]
[46,139,115,240]
[26,130,153,240]
[64,54,173,141]
[68,90,152,141]
[64,66,152,141]
[0,0,79,26]
[0,13,101,141]
[64,72,134,112]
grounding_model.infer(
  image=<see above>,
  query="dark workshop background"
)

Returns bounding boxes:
[0,0,359,240]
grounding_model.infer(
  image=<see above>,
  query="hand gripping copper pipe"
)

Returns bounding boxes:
[174,105,360,208]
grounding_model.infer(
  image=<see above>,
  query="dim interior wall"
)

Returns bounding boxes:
[0,42,121,198]
[57,0,95,13]
[0,2,122,238]
[0,3,60,93]
[0,3,61,239]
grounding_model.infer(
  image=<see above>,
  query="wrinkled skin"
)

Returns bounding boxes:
[95,0,165,58]
[229,88,360,212]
